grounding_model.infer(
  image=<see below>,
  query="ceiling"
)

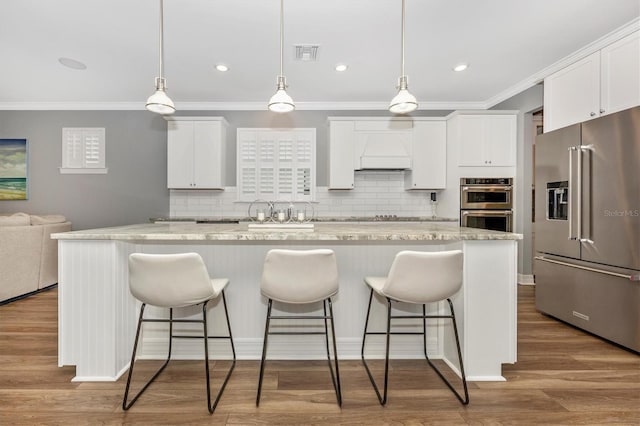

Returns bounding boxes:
[1,0,638,111]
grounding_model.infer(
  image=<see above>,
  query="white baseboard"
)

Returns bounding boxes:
[518,273,535,285]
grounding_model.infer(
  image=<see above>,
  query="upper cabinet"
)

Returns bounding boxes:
[166,117,228,189]
[450,114,517,167]
[544,30,639,132]
[327,117,447,190]
[404,121,447,189]
[327,121,355,189]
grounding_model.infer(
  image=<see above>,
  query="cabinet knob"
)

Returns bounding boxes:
[599,108,605,114]
[590,112,596,117]
[488,160,492,164]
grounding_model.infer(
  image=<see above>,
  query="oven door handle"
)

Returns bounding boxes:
[461,185,512,191]
[462,210,512,217]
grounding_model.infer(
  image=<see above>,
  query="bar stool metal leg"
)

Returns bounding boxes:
[361,290,392,405]
[422,299,469,405]
[203,291,237,414]
[324,298,342,405]
[256,298,273,406]
[123,304,174,410]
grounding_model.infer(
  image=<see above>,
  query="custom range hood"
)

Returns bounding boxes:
[357,133,412,170]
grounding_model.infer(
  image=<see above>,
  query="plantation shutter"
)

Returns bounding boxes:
[236,128,315,201]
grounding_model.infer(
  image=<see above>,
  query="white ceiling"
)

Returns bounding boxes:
[1,0,638,111]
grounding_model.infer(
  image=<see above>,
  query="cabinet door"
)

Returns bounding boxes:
[457,116,487,166]
[485,115,516,166]
[601,31,640,116]
[328,121,355,189]
[167,121,195,188]
[193,121,224,189]
[544,52,600,132]
[405,121,446,189]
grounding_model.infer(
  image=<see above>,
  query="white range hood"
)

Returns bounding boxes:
[356,130,412,170]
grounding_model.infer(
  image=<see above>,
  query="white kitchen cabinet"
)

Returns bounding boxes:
[600,30,640,116]
[544,30,639,132]
[404,121,447,189]
[327,121,355,189]
[166,117,227,189]
[453,114,516,167]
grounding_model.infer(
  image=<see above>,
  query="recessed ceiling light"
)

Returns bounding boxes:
[216,64,229,72]
[335,64,348,72]
[58,57,87,70]
[453,63,468,72]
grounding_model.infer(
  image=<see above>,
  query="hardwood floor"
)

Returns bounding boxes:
[1,285,638,425]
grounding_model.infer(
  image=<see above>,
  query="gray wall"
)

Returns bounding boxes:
[0,109,450,230]
[492,84,544,277]
[0,111,170,230]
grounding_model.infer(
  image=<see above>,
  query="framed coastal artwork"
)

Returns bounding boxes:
[0,139,28,200]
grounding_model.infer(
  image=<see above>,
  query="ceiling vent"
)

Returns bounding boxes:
[294,45,320,61]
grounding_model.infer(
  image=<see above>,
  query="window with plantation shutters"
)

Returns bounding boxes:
[237,128,315,201]
[60,128,107,174]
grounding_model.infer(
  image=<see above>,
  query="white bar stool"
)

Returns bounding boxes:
[361,250,469,405]
[256,249,342,406]
[123,253,236,414]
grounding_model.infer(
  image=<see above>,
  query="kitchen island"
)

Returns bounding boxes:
[53,222,521,382]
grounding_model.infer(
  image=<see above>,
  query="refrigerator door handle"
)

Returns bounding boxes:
[535,256,640,281]
[577,145,583,241]
[568,146,578,241]
[579,144,595,244]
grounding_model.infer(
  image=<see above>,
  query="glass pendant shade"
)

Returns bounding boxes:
[268,76,295,113]
[146,90,175,115]
[146,77,175,114]
[389,77,417,114]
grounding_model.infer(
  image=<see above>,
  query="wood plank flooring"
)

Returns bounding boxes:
[1,286,638,425]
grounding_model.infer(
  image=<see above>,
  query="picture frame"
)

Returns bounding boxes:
[0,139,28,200]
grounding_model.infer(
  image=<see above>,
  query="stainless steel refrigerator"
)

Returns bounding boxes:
[534,106,640,352]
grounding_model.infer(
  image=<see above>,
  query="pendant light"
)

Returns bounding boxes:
[268,0,295,113]
[146,0,175,115]
[389,0,418,114]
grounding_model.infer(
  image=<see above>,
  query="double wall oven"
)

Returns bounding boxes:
[460,178,513,232]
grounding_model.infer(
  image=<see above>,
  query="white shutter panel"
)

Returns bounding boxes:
[277,134,294,198]
[237,131,259,200]
[62,128,84,168]
[258,136,276,198]
[82,128,105,168]
[293,131,314,201]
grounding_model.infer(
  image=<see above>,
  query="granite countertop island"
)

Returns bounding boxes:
[53,222,521,241]
[55,222,520,384]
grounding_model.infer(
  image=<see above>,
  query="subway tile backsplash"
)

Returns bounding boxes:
[170,171,451,219]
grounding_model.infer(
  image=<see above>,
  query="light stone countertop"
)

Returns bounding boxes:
[150,216,459,223]
[52,222,522,241]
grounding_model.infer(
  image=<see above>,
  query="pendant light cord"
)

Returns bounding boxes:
[159,0,165,81]
[400,0,405,77]
[279,0,284,78]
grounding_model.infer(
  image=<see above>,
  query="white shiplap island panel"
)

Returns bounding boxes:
[53,223,521,382]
